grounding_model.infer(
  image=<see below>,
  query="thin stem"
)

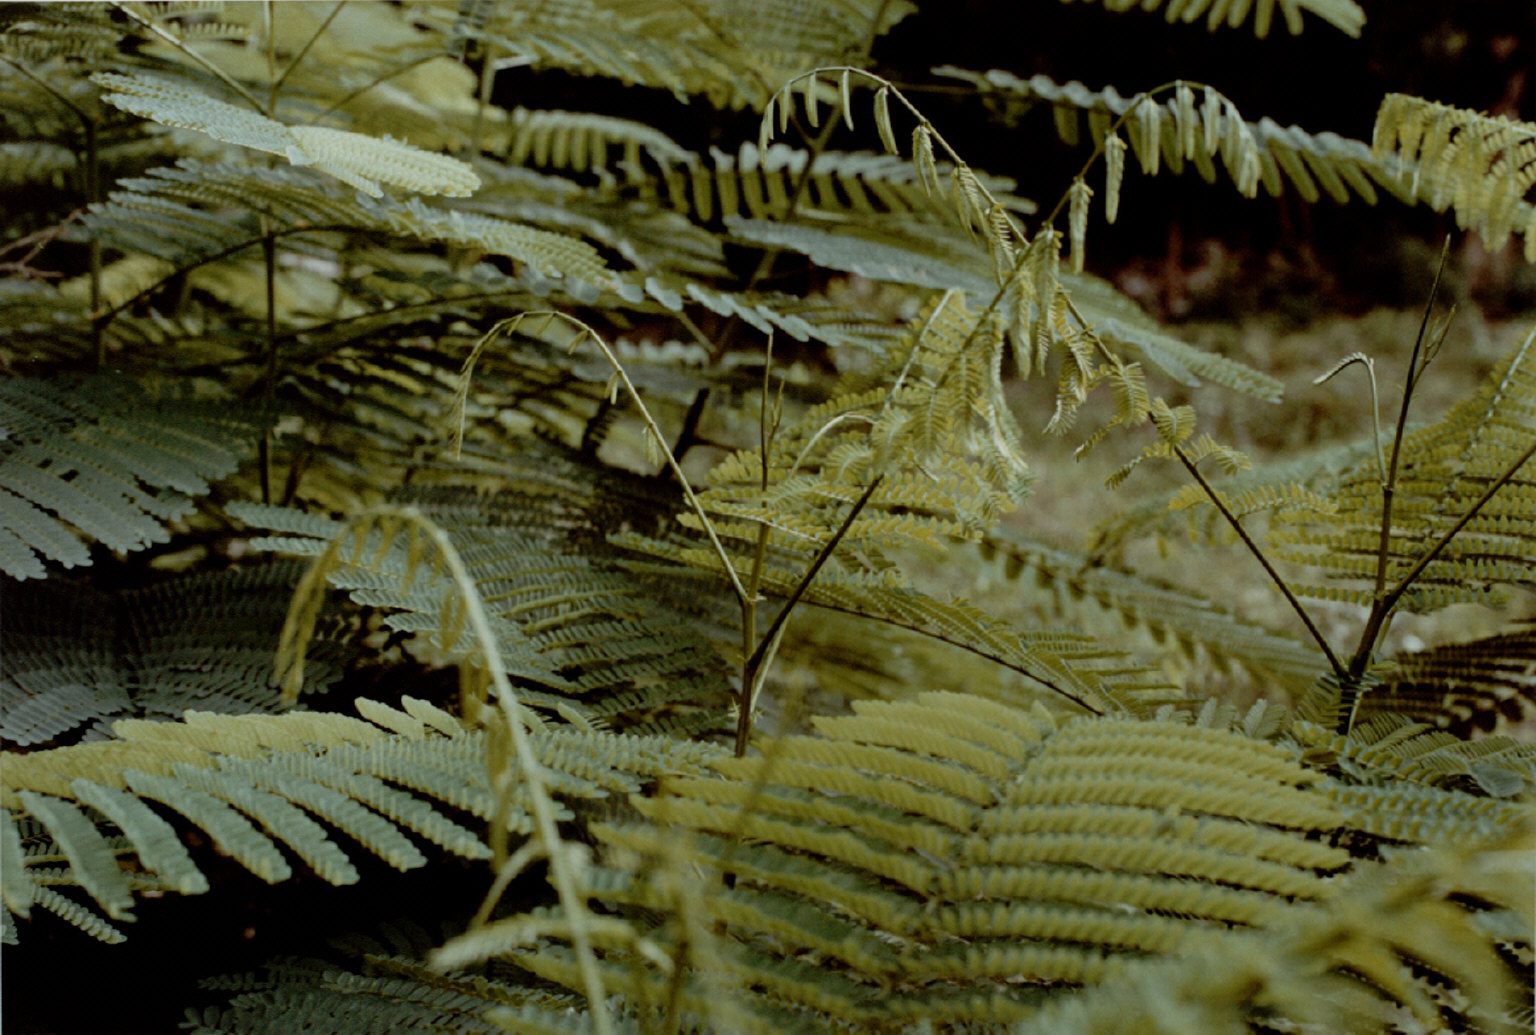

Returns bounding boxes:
[1313,353,1385,483]
[285,509,612,1034]
[707,114,840,360]
[301,53,441,126]
[738,334,780,755]
[112,3,264,110]
[1173,443,1346,680]
[1348,238,1452,677]
[258,231,278,503]
[459,314,749,606]
[1372,238,1450,600]
[0,56,105,365]
[0,54,90,123]
[273,0,346,93]
[427,523,613,1035]
[736,473,884,755]
[472,38,496,157]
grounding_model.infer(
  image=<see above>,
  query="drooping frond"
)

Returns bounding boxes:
[1373,93,1536,262]
[1,562,350,748]
[1,697,726,941]
[724,217,1281,404]
[938,68,1404,207]
[0,374,262,580]
[1053,0,1364,37]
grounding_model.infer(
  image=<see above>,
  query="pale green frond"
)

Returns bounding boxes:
[941,68,1399,206]
[94,72,479,198]
[1374,93,1536,261]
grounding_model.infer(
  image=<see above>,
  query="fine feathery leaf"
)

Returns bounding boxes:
[93,72,480,198]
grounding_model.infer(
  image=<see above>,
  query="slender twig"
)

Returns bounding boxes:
[0,55,105,364]
[1348,239,1452,678]
[301,53,442,126]
[1371,238,1451,602]
[1173,443,1346,680]
[258,2,280,503]
[738,335,777,756]
[736,473,884,755]
[706,114,841,360]
[85,118,103,368]
[258,231,278,503]
[457,313,749,606]
[282,508,612,1035]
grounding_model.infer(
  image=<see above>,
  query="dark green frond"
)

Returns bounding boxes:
[0,562,350,747]
[0,374,262,580]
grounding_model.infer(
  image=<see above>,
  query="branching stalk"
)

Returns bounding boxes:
[1172,443,1346,680]
[273,0,346,93]
[1351,436,1536,679]
[1348,239,1452,677]
[737,473,884,755]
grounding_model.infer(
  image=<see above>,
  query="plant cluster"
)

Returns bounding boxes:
[1,2,1532,1032]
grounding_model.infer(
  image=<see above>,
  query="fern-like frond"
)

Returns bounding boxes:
[0,374,261,580]
[83,161,609,287]
[1373,93,1536,262]
[940,68,1401,207]
[1020,830,1530,1034]
[93,72,480,198]
[1294,714,1536,798]
[233,480,736,733]
[0,562,351,748]
[1266,325,1536,610]
[444,693,1385,1029]
[426,0,912,111]
[2,696,725,941]
[976,533,1326,693]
